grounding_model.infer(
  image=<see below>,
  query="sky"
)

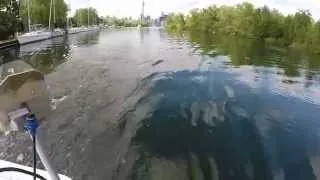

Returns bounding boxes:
[67,0,320,20]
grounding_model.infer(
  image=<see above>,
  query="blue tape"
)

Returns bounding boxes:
[24,114,38,136]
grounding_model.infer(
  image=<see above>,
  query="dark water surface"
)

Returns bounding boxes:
[1,29,320,180]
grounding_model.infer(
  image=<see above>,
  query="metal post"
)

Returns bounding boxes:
[79,11,82,26]
[27,0,31,32]
[87,7,89,27]
[66,17,69,30]
[93,9,96,25]
[49,0,53,29]
[53,0,56,25]
[66,0,70,29]
[141,0,144,25]
[35,134,60,180]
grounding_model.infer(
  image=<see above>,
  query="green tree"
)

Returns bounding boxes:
[307,21,320,53]
[73,7,98,27]
[292,10,313,44]
[0,0,19,40]
[165,2,320,53]
[165,13,185,32]
[19,0,67,30]
[103,16,144,27]
[235,2,256,36]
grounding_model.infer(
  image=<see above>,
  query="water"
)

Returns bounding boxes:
[1,29,320,180]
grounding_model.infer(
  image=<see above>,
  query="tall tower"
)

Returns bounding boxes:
[140,0,145,24]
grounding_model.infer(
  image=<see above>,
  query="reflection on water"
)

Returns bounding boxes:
[189,33,320,77]
[116,31,320,180]
[122,70,320,180]
[191,34,320,105]
[0,46,19,65]
[1,29,320,180]
[0,31,101,74]
[19,37,70,73]
[71,31,100,46]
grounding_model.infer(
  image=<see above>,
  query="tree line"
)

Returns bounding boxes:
[103,16,139,27]
[19,0,67,30]
[0,0,19,40]
[0,0,150,41]
[0,0,103,40]
[0,0,68,40]
[165,2,320,54]
[70,11,149,28]
[102,16,152,27]
[71,8,100,27]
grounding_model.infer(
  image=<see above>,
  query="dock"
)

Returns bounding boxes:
[0,39,19,49]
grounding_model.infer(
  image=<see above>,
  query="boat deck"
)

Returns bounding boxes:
[0,160,71,180]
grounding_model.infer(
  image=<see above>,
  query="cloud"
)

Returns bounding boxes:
[67,0,320,19]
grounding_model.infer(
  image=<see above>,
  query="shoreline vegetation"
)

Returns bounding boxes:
[0,0,19,41]
[164,2,320,54]
[0,0,149,42]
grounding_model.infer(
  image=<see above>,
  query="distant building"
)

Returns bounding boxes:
[140,0,145,25]
[145,16,151,24]
[159,15,168,27]
[155,12,167,27]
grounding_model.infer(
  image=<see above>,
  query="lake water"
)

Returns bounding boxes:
[1,28,320,180]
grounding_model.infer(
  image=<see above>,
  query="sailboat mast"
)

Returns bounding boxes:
[53,0,56,25]
[87,6,89,26]
[49,0,53,29]
[67,0,71,29]
[79,12,82,26]
[141,0,144,23]
[27,0,31,32]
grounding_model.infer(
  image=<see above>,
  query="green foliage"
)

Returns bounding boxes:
[103,16,140,27]
[307,22,320,53]
[19,0,68,30]
[102,16,152,27]
[166,2,320,53]
[188,33,320,76]
[165,13,185,32]
[73,7,99,27]
[0,0,19,40]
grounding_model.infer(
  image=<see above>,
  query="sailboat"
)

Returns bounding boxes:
[17,28,52,45]
[66,0,100,34]
[84,3,99,32]
[50,0,66,38]
[67,1,84,34]
[17,0,51,45]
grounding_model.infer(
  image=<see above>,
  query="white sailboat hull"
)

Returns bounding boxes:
[52,29,65,37]
[17,31,52,45]
[0,160,71,180]
[87,26,100,31]
[67,27,83,34]
[68,26,99,34]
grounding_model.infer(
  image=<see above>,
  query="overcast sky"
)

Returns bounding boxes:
[67,0,320,20]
